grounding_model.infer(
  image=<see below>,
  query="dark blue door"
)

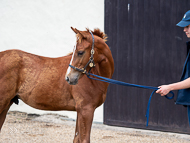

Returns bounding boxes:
[104,0,190,134]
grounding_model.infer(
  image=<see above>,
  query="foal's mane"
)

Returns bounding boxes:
[86,28,108,42]
[76,28,108,43]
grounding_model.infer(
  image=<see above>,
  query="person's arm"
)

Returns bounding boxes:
[156,77,190,96]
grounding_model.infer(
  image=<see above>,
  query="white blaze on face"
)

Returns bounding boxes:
[66,46,76,77]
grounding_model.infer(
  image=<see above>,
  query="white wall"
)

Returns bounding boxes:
[0,0,104,122]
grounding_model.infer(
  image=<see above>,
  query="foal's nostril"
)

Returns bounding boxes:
[66,76,69,82]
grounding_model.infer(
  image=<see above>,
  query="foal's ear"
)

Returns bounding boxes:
[71,27,78,34]
[71,27,87,39]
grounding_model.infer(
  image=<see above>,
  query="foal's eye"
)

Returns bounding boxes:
[78,51,84,56]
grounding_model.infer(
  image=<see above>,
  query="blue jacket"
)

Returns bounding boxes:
[176,41,190,105]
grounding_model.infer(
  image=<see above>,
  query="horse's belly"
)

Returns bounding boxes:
[19,91,76,111]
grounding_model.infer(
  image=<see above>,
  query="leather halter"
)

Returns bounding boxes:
[69,31,95,74]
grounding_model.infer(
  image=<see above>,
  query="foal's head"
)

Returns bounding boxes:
[65,27,109,85]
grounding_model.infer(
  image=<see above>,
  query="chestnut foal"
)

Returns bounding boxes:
[0,27,114,143]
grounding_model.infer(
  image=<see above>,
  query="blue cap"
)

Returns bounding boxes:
[177,10,190,27]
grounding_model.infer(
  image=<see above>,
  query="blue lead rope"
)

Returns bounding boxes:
[87,72,174,126]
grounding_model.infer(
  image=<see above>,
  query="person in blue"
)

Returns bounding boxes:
[156,10,190,124]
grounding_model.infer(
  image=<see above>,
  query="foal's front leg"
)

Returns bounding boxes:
[75,106,95,143]
[73,114,79,143]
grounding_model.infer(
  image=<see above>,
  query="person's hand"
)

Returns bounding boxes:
[156,85,171,96]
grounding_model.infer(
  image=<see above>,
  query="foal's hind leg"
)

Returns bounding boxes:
[0,102,13,131]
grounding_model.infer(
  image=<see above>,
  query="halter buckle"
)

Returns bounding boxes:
[81,68,86,74]
[91,49,95,55]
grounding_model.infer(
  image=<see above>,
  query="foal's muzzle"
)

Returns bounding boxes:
[65,70,81,85]
[65,76,78,85]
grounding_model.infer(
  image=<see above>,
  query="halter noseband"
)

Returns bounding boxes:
[69,31,95,74]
